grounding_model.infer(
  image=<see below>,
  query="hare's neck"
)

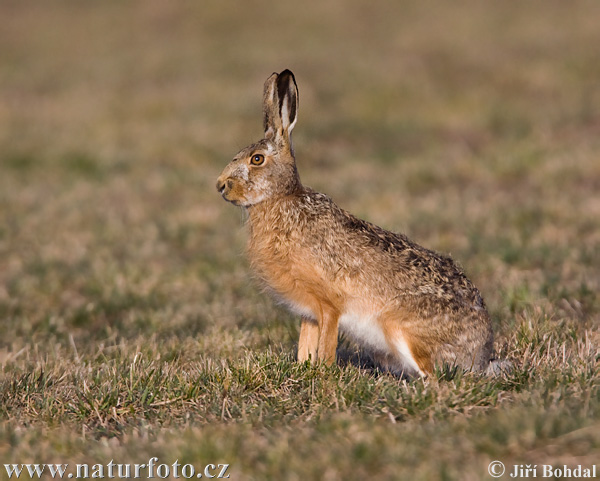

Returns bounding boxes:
[247,194,293,226]
[246,192,303,242]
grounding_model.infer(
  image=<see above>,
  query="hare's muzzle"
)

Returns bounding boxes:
[216,178,227,194]
[216,175,236,202]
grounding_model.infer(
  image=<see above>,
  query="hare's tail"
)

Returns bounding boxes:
[485,358,513,376]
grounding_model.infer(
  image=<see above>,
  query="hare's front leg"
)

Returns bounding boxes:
[317,306,340,365]
[298,316,319,363]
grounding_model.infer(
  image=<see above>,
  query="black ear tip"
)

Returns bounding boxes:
[279,69,296,81]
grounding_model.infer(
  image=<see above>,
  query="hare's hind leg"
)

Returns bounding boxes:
[434,312,494,372]
[298,316,319,363]
[397,333,433,376]
[379,313,431,377]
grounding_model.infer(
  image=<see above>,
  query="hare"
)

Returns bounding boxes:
[216,69,494,377]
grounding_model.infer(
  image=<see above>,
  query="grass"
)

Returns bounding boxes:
[1,1,599,480]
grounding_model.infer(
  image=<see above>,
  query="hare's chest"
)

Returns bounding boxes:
[261,261,333,315]
[249,239,336,314]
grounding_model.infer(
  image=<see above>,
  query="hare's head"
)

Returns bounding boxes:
[217,70,301,207]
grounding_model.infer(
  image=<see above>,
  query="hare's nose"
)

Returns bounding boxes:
[216,178,226,194]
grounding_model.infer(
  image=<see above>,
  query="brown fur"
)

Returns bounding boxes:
[216,70,493,377]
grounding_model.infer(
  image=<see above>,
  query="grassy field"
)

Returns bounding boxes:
[1,1,599,480]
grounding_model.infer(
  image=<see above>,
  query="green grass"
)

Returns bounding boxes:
[1,1,599,480]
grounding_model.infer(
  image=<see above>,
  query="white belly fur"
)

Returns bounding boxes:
[338,311,388,353]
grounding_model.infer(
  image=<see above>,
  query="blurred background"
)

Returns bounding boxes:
[1,1,599,477]
[1,1,598,342]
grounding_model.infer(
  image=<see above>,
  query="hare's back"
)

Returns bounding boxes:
[294,190,481,304]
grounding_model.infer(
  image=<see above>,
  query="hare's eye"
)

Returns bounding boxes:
[250,154,265,166]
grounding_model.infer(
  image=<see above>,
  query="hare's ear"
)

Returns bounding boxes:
[277,69,298,136]
[263,69,298,143]
[263,72,280,139]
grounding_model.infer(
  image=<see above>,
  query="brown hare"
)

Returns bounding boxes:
[216,69,494,377]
